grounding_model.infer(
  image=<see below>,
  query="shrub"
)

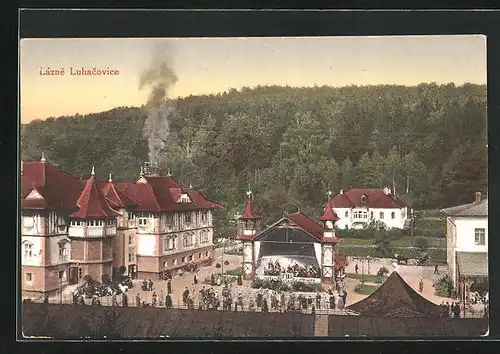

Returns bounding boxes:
[377,266,389,277]
[433,274,454,297]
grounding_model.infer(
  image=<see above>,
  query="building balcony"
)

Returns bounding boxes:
[68,226,116,238]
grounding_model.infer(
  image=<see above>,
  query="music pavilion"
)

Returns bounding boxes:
[236,191,347,282]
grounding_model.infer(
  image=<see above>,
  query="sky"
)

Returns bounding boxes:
[20,35,486,123]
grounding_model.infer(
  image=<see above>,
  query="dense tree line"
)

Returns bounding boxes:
[21,83,487,229]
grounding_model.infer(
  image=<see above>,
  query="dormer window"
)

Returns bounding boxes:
[179,193,191,203]
[138,218,148,226]
[360,195,367,204]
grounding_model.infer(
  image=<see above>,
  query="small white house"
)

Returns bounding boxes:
[325,188,408,230]
[442,192,488,300]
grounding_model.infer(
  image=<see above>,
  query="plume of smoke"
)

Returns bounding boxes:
[140,45,178,167]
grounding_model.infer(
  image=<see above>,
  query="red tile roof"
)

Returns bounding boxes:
[70,175,121,219]
[239,196,263,220]
[236,234,255,241]
[319,203,340,221]
[285,212,325,241]
[101,182,138,208]
[329,189,406,209]
[113,177,223,213]
[22,162,83,211]
[22,161,222,215]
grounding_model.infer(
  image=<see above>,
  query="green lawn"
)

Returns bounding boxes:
[346,273,385,284]
[354,284,380,295]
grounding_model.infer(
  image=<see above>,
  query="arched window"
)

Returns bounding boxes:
[58,239,70,262]
[360,195,367,203]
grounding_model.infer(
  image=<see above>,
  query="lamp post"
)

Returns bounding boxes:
[367,256,371,275]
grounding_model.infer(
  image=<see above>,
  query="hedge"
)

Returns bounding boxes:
[338,245,447,264]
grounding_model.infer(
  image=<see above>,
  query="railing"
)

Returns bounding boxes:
[105,226,116,235]
[68,226,84,237]
[24,293,488,319]
[257,274,322,284]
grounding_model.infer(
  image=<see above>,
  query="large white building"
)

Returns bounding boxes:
[324,188,408,230]
[21,156,223,297]
[442,192,488,300]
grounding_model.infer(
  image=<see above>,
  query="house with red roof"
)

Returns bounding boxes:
[325,187,408,230]
[21,155,223,297]
[236,190,345,281]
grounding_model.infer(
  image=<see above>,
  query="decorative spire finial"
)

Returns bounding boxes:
[140,166,144,177]
[91,165,95,176]
[108,173,113,182]
[246,183,252,198]
[40,152,46,162]
[188,181,192,188]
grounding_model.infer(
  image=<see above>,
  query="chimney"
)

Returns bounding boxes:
[475,192,482,204]
[339,189,344,195]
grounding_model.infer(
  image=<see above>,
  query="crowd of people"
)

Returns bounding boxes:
[263,260,320,278]
[439,301,462,318]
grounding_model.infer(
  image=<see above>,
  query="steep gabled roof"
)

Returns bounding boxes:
[442,199,488,217]
[239,196,263,220]
[70,175,121,219]
[113,177,223,213]
[319,202,340,221]
[329,189,406,209]
[285,212,325,241]
[185,188,224,210]
[101,181,138,208]
[347,272,441,318]
[22,162,83,211]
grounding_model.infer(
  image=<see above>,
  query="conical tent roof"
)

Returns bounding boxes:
[347,271,441,318]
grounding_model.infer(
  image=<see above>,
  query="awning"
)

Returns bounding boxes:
[457,252,488,277]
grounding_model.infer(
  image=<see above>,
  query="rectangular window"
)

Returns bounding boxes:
[345,211,348,218]
[188,255,193,261]
[370,212,374,219]
[138,218,148,226]
[475,228,486,245]
[128,252,135,263]
[181,257,186,263]
[391,212,396,219]
[201,212,207,222]
[173,259,178,266]
[59,270,65,280]
[183,234,194,247]
[199,253,202,259]
[128,213,135,220]
[200,231,209,243]
[185,213,192,223]
[25,273,32,282]
[205,251,209,257]
[24,243,33,258]
[379,212,384,219]
[128,235,134,245]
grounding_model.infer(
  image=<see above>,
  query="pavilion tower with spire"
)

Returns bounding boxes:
[68,165,121,282]
[318,190,343,280]
[236,187,263,279]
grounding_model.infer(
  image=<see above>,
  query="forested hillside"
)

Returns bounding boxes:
[21,83,487,230]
